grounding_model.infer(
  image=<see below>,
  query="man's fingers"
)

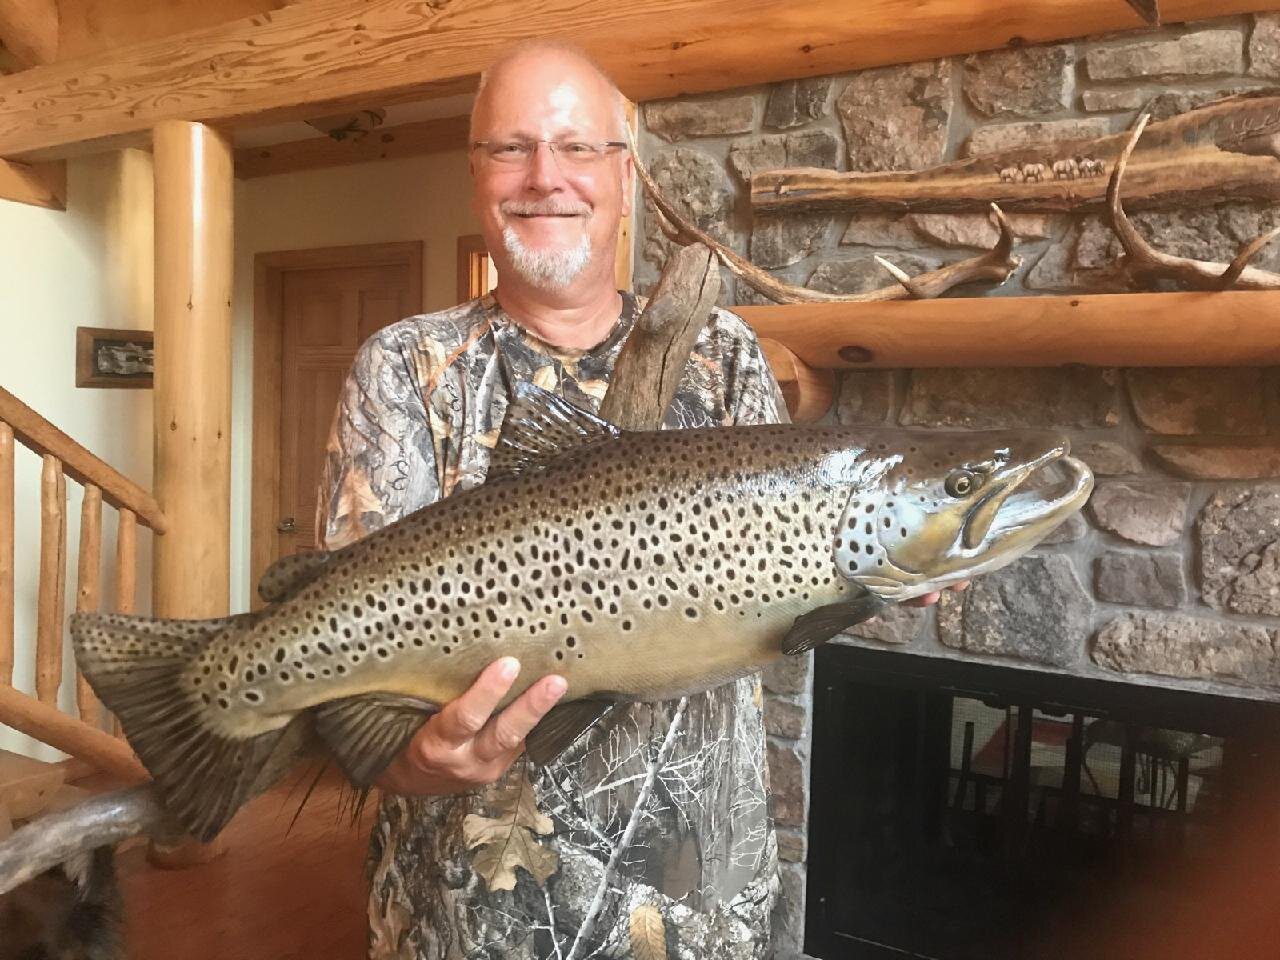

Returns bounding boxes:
[472,675,568,764]
[431,657,522,746]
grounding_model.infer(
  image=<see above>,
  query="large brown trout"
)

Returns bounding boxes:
[72,384,1092,841]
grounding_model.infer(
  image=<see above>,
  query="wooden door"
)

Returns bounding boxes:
[252,243,422,597]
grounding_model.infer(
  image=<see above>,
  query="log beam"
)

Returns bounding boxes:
[234,114,469,179]
[0,158,65,210]
[0,0,1273,161]
[735,290,1280,369]
[0,0,57,69]
[758,339,836,423]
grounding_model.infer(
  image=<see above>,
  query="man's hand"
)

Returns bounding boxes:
[903,580,970,608]
[376,657,567,797]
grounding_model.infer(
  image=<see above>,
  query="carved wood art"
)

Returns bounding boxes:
[750,91,1280,217]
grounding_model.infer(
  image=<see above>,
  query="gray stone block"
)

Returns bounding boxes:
[728,129,840,184]
[766,739,808,827]
[1088,481,1189,547]
[963,45,1073,118]
[751,214,832,270]
[1093,613,1280,690]
[1127,368,1267,436]
[965,117,1111,157]
[1081,88,1149,112]
[809,254,932,295]
[842,215,922,249]
[835,370,896,426]
[1250,13,1280,77]
[1152,445,1280,480]
[1095,552,1186,608]
[906,212,1059,249]
[838,60,953,171]
[775,828,807,863]
[839,602,925,644]
[763,652,811,695]
[901,368,1120,429]
[1199,489,1280,617]
[764,77,833,129]
[642,147,734,270]
[1077,441,1144,477]
[1085,29,1244,80]
[771,861,808,954]
[644,95,756,142]
[764,696,808,739]
[938,555,1093,666]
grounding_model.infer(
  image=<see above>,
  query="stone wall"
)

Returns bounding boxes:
[634,13,1280,955]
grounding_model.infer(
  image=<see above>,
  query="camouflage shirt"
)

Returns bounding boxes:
[318,292,787,960]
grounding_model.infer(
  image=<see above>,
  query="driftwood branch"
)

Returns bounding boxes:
[598,242,720,431]
[1108,113,1280,291]
[752,91,1280,216]
[630,131,1019,306]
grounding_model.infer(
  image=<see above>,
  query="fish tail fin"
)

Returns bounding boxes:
[72,611,301,841]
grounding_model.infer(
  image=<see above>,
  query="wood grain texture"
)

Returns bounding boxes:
[35,455,63,705]
[75,484,102,724]
[0,423,12,687]
[598,242,719,432]
[0,386,165,531]
[0,158,65,209]
[152,121,233,622]
[0,0,57,68]
[2,0,1272,160]
[114,508,136,616]
[235,114,469,179]
[752,92,1280,216]
[758,338,835,423]
[736,290,1280,369]
[0,682,147,781]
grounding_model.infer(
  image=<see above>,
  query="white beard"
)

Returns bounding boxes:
[501,225,593,291]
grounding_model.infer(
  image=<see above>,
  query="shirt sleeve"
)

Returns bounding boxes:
[316,330,442,551]
[713,309,790,428]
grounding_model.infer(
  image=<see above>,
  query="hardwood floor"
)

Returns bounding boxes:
[115,769,374,960]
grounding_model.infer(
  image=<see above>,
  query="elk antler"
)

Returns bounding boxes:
[626,130,1021,305]
[1108,113,1280,291]
[0,784,175,896]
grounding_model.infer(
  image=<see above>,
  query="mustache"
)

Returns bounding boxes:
[501,199,592,217]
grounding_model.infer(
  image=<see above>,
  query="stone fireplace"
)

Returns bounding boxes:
[633,11,1280,956]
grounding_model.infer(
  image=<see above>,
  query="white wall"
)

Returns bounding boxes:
[0,153,155,758]
[230,149,480,610]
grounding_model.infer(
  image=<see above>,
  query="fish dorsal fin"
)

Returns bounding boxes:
[780,590,888,656]
[257,550,334,604]
[487,382,622,484]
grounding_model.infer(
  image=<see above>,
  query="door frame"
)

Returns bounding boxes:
[250,241,423,605]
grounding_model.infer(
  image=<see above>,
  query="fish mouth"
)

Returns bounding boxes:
[964,443,1093,551]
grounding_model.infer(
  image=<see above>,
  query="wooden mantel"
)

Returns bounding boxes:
[0,0,1275,161]
[737,290,1280,370]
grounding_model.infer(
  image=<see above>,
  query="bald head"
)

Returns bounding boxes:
[470,41,627,143]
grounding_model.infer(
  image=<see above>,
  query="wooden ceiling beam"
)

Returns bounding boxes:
[235,114,469,179]
[0,157,63,209]
[1,0,1273,162]
[0,0,57,69]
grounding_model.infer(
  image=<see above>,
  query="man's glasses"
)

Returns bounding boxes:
[471,138,628,167]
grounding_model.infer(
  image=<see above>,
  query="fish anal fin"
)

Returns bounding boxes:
[781,591,888,656]
[312,694,437,786]
[487,382,622,483]
[525,699,617,765]
[257,550,333,604]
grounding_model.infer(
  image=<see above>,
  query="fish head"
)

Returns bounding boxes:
[830,431,1093,601]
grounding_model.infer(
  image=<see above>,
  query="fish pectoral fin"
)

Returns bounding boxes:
[525,699,618,765]
[257,550,334,604]
[312,694,437,787]
[487,381,622,483]
[780,591,888,656]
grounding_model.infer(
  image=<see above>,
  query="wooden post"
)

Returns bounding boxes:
[114,508,136,616]
[150,120,233,866]
[35,455,65,705]
[75,485,103,724]
[151,121,232,622]
[0,422,12,687]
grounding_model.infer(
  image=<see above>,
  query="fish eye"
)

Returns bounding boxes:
[944,469,979,498]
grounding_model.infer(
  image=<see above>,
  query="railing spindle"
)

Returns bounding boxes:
[115,508,136,616]
[75,484,103,724]
[0,422,13,687]
[36,455,65,705]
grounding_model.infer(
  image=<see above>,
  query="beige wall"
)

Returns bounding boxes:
[230,149,480,609]
[0,152,155,758]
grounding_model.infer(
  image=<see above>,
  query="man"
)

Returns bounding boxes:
[319,41,955,958]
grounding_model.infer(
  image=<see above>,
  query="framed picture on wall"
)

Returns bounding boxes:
[75,326,154,389]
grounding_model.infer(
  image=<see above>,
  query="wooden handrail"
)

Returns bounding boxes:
[0,683,147,784]
[0,386,167,533]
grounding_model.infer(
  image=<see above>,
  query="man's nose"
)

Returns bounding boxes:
[523,142,570,192]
